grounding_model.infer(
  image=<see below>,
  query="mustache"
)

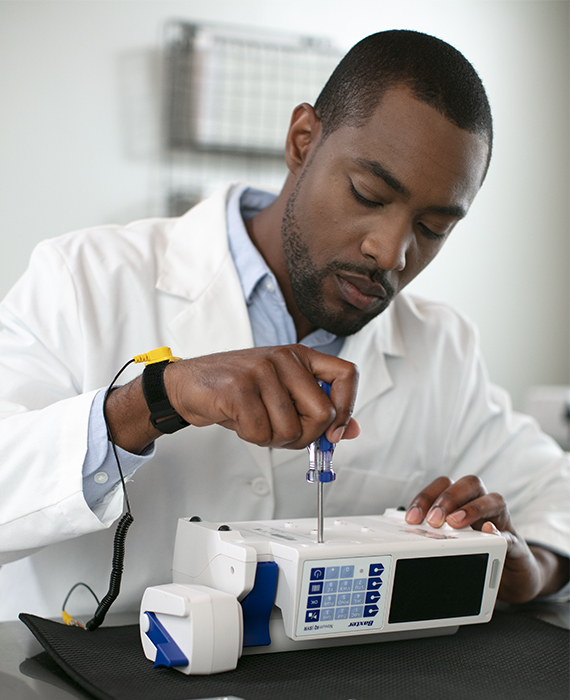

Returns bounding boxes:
[324,261,396,299]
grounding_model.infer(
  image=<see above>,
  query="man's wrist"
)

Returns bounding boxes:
[142,360,190,434]
[529,545,570,598]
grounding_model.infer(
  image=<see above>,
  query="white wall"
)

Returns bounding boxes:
[0,0,568,410]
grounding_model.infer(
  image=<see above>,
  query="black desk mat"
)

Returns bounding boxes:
[19,611,569,700]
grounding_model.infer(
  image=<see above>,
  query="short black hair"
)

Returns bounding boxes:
[314,30,493,164]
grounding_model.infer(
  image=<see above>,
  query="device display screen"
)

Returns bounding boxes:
[388,553,489,623]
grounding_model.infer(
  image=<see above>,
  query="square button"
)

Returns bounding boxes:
[353,578,367,591]
[321,608,334,621]
[311,568,325,581]
[340,565,354,578]
[324,580,338,594]
[309,582,323,595]
[322,594,336,608]
[325,567,340,579]
[335,607,349,620]
[350,606,364,618]
[338,579,353,592]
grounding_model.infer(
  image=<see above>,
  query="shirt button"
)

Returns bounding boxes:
[265,279,275,293]
[94,471,109,484]
[251,477,270,496]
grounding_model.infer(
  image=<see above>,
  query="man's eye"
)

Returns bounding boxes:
[350,181,382,208]
[418,223,444,241]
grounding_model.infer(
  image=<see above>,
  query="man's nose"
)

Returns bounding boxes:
[360,214,411,272]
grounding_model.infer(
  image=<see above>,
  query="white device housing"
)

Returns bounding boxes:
[140,510,507,674]
[140,583,243,674]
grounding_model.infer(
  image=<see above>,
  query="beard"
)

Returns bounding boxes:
[281,184,395,338]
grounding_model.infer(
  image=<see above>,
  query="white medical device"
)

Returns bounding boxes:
[140,510,507,675]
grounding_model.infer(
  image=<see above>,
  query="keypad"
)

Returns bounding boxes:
[304,561,385,623]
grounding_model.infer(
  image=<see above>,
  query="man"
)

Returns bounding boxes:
[0,30,567,621]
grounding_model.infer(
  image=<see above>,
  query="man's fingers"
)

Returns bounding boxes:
[446,492,510,532]
[338,416,361,441]
[306,350,359,443]
[405,474,516,538]
[247,344,359,448]
[405,476,455,524]
[165,344,359,449]
[426,475,488,525]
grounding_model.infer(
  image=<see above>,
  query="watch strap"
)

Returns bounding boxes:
[141,360,189,434]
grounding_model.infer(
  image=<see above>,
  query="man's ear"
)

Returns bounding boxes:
[284,103,322,175]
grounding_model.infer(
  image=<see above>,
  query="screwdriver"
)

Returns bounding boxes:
[306,381,336,543]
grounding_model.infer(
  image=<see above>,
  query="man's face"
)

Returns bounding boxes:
[282,87,489,337]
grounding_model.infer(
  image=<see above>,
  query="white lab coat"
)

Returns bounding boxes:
[0,184,567,621]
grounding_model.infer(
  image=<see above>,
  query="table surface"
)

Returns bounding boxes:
[3,604,568,700]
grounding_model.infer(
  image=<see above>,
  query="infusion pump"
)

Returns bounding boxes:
[140,510,507,675]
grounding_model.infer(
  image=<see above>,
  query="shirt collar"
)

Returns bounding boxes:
[226,184,278,304]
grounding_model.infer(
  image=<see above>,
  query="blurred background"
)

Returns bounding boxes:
[0,0,568,432]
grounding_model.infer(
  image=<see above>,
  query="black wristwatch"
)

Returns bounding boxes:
[141,360,190,434]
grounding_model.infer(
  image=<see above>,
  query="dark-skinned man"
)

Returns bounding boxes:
[0,30,567,620]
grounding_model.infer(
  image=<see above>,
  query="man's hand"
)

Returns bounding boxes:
[405,475,570,603]
[106,344,360,454]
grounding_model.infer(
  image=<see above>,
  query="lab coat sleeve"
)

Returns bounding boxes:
[442,320,570,560]
[0,241,125,565]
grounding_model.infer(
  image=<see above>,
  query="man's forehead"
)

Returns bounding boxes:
[320,87,489,202]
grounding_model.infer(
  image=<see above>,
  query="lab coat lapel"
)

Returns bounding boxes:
[156,184,254,357]
[340,302,406,416]
[155,184,270,480]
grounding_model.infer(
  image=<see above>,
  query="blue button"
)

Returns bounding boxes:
[326,567,340,579]
[353,578,367,591]
[369,563,384,576]
[341,565,354,578]
[366,591,381,604]
[309,581,323,595]
[367,577,383,590]
[324,580,338,594]
[350,606,363,618]
[321,608,334,621]
[322,595,336,608]
[351,592,365,605]
[337,593,351,606]
[335,607,349,620]
[311,568,325,580]
[306,610,320,622]
[338,579,353,592]
[307,596,321,608]
[363,605,379,618]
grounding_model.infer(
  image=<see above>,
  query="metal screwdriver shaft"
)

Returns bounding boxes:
[306,382,336,543]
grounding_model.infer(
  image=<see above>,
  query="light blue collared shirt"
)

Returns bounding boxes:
[226,184,344,354]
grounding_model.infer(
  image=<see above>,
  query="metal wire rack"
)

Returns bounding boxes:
[163,22,343,214]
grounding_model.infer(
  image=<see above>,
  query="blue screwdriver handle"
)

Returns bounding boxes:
[318,381,335,452]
